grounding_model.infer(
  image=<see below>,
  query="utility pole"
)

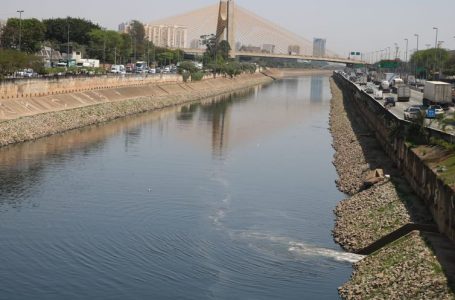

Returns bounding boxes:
[17,10,24,51]
[114,47,117,65]
[67,17,70,67]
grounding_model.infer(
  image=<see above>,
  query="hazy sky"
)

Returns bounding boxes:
[2,0,455,57]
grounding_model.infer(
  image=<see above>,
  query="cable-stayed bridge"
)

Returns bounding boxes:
[148,0,363,64]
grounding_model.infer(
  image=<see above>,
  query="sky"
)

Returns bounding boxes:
[2,0,455,58]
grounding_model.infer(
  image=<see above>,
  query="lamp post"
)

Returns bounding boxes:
[414,34,419,79]
[433,27,438,49]
[67,17,70,67]
[17,10,24,51]
[404,38,408,62]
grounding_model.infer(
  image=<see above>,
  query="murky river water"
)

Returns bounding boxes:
[0,76,360,299]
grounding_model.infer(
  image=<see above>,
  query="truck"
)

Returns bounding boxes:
[380,80,390,92]
[390,78,404,93]
[423,81,452,106]
[396,85,411,101]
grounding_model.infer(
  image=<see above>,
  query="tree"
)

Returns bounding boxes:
[43,18,100,46]
[218,40,231,61]
[87,29,124,63]
[0,18,45,53]
[128,20,146,61]
[410,48,449,78]
[0,49,42,77]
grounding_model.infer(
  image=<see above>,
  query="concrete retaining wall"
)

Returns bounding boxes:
[0,74,184,100]
[333,72,455,242]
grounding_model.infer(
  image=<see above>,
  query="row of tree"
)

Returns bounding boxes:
[409,48,455,77]
[0,17,185,66]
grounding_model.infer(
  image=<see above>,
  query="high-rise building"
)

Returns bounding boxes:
[118,21,132,34]
[190,38,204,49]
[313,38,326,57]
[145,24,188,48]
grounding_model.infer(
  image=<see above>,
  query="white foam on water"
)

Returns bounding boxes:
[288,242,365,264]
[232,230,365,264]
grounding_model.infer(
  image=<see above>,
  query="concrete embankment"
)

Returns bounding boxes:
[0,73,272,147]
[329,78,454,299]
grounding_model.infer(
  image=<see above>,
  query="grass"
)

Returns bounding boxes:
[437,155,455,187]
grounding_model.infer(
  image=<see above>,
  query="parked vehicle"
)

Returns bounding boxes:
[148,68,156,74]
[423,81,452,106]
[110,65,126,74]
[404,106,422,121]
[135,61,148,73]
[384,97,395,108]
[396,85,411,102]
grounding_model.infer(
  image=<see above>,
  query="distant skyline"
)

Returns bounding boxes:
[2,0,455,58]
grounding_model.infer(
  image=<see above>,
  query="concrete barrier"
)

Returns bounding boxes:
[0,74,183,100]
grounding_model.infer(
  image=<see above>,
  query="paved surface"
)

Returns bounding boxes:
[355,81,455,134]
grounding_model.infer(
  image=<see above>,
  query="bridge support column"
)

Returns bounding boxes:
[216,0,236,59]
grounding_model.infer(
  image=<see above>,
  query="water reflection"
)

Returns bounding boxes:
[311,76,324,103]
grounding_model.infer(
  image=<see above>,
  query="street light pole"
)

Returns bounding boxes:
[17,10,24,51]
[67,17,70,67]
[433,27,438,78]
[433,27,438,49]
[414,34,419,80]
[404,38,408,62]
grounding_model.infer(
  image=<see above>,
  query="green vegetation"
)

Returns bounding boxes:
[0,49,43,78]
[410,48,454,79]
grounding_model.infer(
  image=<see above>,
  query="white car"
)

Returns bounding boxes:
[404,107,422,121]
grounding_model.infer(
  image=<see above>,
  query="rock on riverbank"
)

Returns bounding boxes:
[329,77,454,299]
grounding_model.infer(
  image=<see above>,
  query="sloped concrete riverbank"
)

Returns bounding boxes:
[0,74,272,147]
[329,78,454,299]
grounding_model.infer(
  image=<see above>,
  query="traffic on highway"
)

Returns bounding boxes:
[339,69,455,134]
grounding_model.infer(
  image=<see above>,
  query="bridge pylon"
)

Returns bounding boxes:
[216,0,236,58]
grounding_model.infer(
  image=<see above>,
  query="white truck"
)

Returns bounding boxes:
[380,80,390,92]
[423,81,452,106]
[390,78,404,93]
[396,86,411,102]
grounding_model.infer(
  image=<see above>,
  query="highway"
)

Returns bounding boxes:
[354,81,455,134]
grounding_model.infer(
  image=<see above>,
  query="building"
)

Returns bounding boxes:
[313,38,326,57]
[145,24,188,49]
[118,21,132,34]
[37,46,63,67]
[288,45,300,55]
[262,44,275,54]
[190,38,204,49]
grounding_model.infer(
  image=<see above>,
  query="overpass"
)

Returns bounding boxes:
[181,48,363,65]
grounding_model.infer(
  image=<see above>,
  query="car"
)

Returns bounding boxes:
[404,106,422,121]
[426,105,444,118]
[365,87,374,94]
[374,90,384,100]
[148,68,156,74]
[384,97,395,108]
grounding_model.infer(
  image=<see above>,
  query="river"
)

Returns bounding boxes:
[0,76,361,299]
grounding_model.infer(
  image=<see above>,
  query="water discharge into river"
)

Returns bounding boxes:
[0,76,363,299]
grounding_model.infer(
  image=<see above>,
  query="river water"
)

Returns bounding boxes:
[0,76,361,299]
